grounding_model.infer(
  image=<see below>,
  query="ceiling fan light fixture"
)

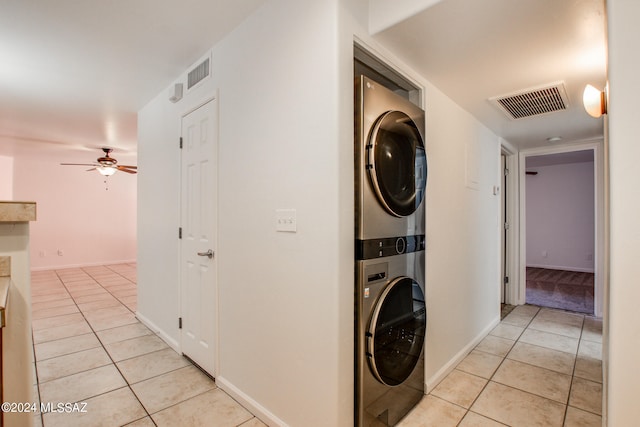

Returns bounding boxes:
[98,166,116,176]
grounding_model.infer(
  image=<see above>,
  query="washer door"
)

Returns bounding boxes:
[367,110,427,217]
[367,277,426,386]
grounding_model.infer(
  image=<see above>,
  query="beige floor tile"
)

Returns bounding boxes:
[73,293,118,304]
[32,304,80,320]
[581,317,603,343]
[37,347,112,383]
[475,335,514,357]
[67,288,110,298]
[124,417,156,426]
[83,305,132,320]
[578,340,602,360]
[564,406,602,427]
[574,356,602,383]
[507,341,575,375]
[42,387,146,427]
[569,377,602,415]
[105,334,169,362]
[131,365,216,414]
[32,298,76,311]
[397,395,466,427]
[492,359,571,403]
[456,350,504,379]
[31,292,72,304]
[512,305,541,317]
[39,364,126,404]
[77,298,122,312]
[238,418,268,427]
[32,313,85,331]
[96,322,153,344]
[119,295,138,305]
[431,369,487,408]
[528,312,583,339]
[489,323,524,340]
[500,312,534,328]
[152,389,253,427]
[519,328,579,354]
[35,333,101,361]
[33,320,92,344]
[117,348,191,384]
[459,411,507,426]
[471,382,565,427]
[535,308,584,326]
[87,312,139,331]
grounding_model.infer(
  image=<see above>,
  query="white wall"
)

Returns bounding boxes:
[0,155,13,199]
[138,0,501,424]
[606,0,640,423]
[11,147,137,270]
[525,161,595,272]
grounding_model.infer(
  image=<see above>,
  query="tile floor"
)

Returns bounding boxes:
[30,264,265,427]
[399,304,603,427]
[30,264,603,427]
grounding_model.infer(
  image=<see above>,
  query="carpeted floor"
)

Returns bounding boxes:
[526,267,594,314]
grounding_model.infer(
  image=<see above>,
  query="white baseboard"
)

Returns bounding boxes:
[216,376,288,427]
[30,259,137,272]
[425,315,500,393]
[526,264,595,273]
[135,311,180,353]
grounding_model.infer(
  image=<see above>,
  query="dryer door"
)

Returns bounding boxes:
[367,276,426,386]
[367,111,427,217]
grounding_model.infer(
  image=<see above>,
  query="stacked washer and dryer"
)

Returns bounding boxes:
[355,76,427,426]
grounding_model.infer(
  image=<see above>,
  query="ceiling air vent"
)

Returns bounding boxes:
[187,57,210,90]
[490,82,569,120]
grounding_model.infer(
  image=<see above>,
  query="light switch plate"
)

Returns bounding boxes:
[276,209,297,232]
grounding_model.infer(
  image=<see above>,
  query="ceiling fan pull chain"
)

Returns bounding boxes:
[104,177,109,191]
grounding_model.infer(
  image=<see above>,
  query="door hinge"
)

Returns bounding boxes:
[179,137,183,149]
[179,227,182,239]
[504,276,509,284]
[179,317,182,329]
[504,167,509,176]
[504,222,510,230]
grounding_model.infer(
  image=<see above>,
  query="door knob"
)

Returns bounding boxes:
[197,249,214,259]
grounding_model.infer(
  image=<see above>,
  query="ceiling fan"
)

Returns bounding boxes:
[60,147,137,176]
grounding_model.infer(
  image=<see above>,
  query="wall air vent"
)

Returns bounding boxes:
[187,57,210,90]
[490,82,569,120]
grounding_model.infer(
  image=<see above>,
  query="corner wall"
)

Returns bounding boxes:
[606,0,640,423]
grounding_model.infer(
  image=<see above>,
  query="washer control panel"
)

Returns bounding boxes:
[355,235,425,260]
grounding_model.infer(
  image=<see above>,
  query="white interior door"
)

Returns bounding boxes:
[180,99,217,376]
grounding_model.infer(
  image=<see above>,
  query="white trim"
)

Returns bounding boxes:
[216,376,288,427]
[526,263,595,273]
[136,311,180,353]
[500,139,520,305]
[425,315,500,393]
[519,140,605,316]
[30,259,137,272]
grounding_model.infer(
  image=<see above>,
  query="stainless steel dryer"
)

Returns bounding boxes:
[355,252,426,426]
[355,75,427,242]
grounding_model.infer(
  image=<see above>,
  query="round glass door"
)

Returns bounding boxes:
[367,110,427,217]
[367,277,426,386]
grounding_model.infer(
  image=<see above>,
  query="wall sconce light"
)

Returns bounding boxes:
[583,84,607,118]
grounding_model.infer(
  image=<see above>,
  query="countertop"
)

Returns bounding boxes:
[0,201,37,222]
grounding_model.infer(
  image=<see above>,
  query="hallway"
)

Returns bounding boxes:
[30,265,602,426]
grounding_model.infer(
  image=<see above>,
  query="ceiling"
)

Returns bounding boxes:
[374,0,607,149]
[0,0,264,157]
[0,0,606,158]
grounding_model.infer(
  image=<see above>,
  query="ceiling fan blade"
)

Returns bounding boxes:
[60,163,98,166]
[116,166,137,174]
[86,168,96,172]
[118,165,137,169]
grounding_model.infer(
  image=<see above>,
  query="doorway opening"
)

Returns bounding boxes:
[520,144,603,316]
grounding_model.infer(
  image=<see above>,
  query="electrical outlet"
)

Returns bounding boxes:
[57,249,64,256]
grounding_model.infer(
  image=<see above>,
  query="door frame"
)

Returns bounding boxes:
[500,139,520,306]
[179,95,220,375]
[518,140,605,317]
